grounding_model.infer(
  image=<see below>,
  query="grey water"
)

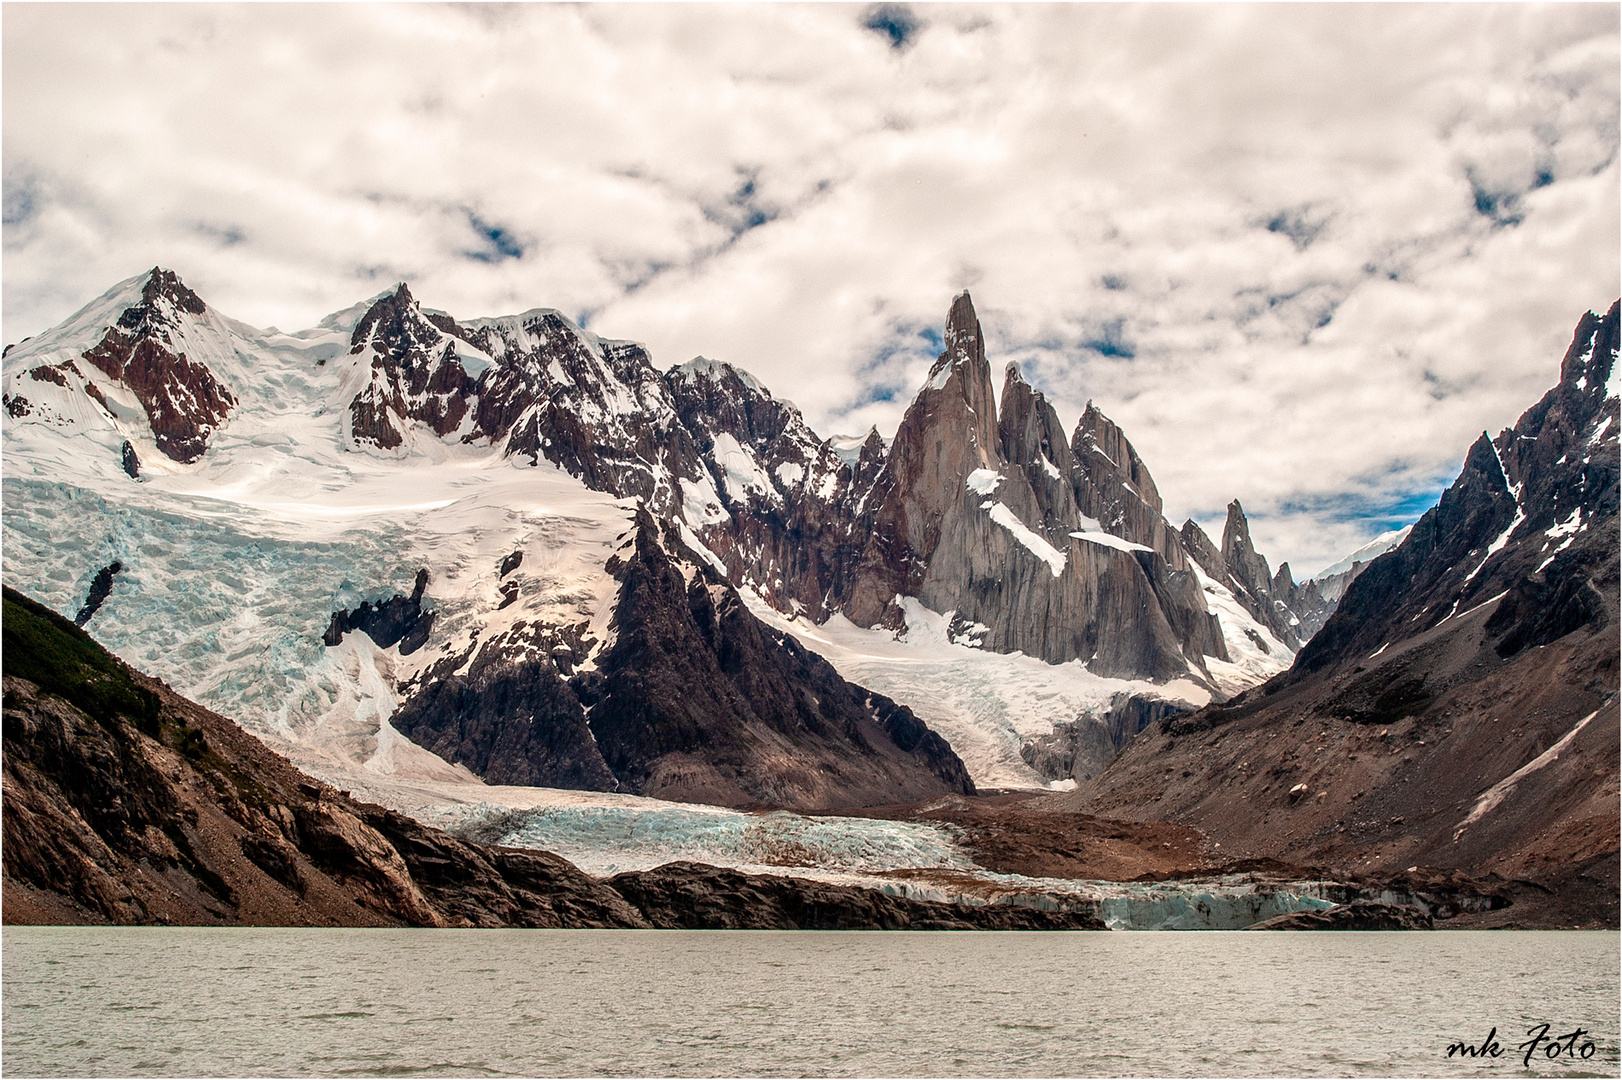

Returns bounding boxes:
[2,929,1617,1078]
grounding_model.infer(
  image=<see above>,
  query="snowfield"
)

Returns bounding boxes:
[1188,563,1293,695]
[743,593,1211,790]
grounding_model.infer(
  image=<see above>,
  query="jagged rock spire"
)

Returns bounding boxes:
[997,361,1080,534]
[845,292,1006,626]
[915,290,998,463]
[1221,499,1273,596]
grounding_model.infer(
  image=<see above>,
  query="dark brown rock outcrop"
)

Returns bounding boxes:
[77,268,236,463]
[346,284,478,449]
[582,511,973,807]
[607,862,1105,930]
[390,615,618,791]
[322,568,435,656]
[72,561,122,627]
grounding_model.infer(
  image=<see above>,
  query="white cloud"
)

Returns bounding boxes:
[3,3,1617,574]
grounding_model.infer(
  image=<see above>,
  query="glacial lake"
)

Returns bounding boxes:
[3,928,1617,1078]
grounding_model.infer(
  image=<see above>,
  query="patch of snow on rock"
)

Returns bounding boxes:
[1070,530,1151,554]
[966,468,1002,495]
[988,503,1066,576]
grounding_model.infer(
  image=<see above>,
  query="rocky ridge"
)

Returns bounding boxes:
[4,269,235,463]
[2,269,1380,813]
[390,509,972,807]
[1074,303,1620,924]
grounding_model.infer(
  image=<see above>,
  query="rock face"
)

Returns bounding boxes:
[73,561,123,627]
[1294,301,1619,682]
[663,358,851,614]
[390,510,973,809]
[342,287,715,521]
[1076,303,1620,918]
[74,269,237,463]
[346,284,479,449]
[840,294,1002,627]
[323,568,435,655]
[0,586,1083,930]
[828,295,1238,681]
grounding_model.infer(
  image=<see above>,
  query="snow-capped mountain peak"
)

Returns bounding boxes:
[3,266,244,465]
[1311,526,1415,582]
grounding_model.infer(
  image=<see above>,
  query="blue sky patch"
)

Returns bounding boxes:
[464,211,524,263]
[863,4,920,50]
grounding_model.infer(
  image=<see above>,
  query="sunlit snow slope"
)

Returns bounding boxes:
[744,593,1210,790]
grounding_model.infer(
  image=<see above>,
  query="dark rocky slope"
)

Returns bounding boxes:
[1,586,1100,929]
[1073,303,1621,928]
[3,586,643,928]
[606,862,1103,930]
[391,510,972,809]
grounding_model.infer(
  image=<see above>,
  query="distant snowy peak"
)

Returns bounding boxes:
[828,429,886,468]
[345,283,484,452]
[670,355,763,395]
[3,267,237,464]
[664,356,841,509]
[660,351,857,610]
[1311,526,1414,583]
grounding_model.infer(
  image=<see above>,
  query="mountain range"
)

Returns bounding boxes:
[3,268,1615,928]
[1,269,1349,798]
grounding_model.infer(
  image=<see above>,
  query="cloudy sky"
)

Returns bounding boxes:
[5,3,1617,574]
